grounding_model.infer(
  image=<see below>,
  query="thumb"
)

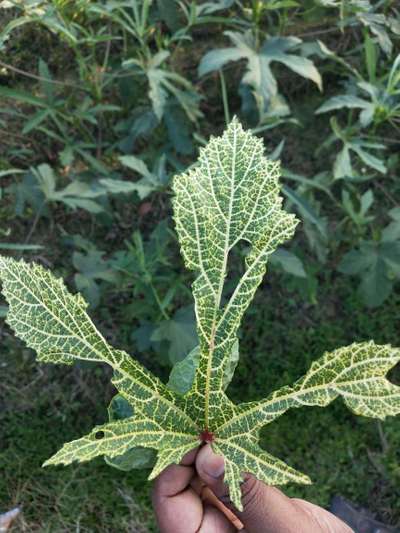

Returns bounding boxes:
[195,445,322,533]
[195,444,227,499]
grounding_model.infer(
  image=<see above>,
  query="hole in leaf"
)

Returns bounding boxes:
[95,431,105,440]
[221,240,249,305]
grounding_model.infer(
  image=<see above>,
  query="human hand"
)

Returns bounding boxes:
[152,445,354,533]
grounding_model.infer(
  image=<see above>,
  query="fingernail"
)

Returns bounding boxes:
[203,448,225,478]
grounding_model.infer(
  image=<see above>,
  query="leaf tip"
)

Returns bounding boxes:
[42,457,55,468]
[0,254,12,273]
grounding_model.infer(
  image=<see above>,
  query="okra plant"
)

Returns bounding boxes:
[1,119,399,511]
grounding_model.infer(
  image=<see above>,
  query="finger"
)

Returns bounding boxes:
[153,463,195,498]
[153,464,202,533]
[154,485,202,533]
[181,446,199,466]
[153,446,199,498]
[199,505,237,533]
[196,445,324,533]
[195,444,227,499]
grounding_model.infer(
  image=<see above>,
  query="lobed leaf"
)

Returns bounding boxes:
[198,32,321,116]
[1,119,400,513]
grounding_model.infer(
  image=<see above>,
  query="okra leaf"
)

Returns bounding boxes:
[1,119,400,512]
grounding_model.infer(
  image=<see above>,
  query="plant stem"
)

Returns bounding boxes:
[150,281,170,320]
[0,60,82,90]
[219,70,230,126]
[23,202,45,249]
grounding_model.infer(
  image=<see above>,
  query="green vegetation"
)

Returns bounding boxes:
[0,0,399,530]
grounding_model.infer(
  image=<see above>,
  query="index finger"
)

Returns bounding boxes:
[153,447,199,498]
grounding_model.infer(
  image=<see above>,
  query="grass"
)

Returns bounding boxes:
[0,343,156,532]
[1,270,399,531]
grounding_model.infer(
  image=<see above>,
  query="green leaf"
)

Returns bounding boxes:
[32,164,56,198]
[198,47,244,77]
[282,185,326,235]
[261,37,322,91]
[38,58,54,102]
[381,242,400,275]
[197,0,235,14]
[105,395,156,471]
[264,0,299,8]
[119,155,153,180]
[338,249,366,275]
[115,155,168,198]
[0,86,47,108]
[129,52,202,123]
[2,119,400,512]
[76,149,109,176]
[338,240,399,307]
[270,248,307,278]
[168,340,239,395]
[382,221,400,242]
[351,143,387,174]
[104,446,156,472]
[0,169,24,178]
[22,109,51,135]
[30,164,104,213]
[199,32,321,117]
[156,0,182,32]
[359,263,392,308]
[168,345,200,395]
[364,33,377,83]
[333,145,353,179]
[358,12,393,56]
[99,178,155,200]
[316,94,372,114]
[164,102,195,155]
[151,307,198,365]
[389,207,400,222]
[73,249,118,308]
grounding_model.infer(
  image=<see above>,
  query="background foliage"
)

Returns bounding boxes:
[0,0,399,531]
